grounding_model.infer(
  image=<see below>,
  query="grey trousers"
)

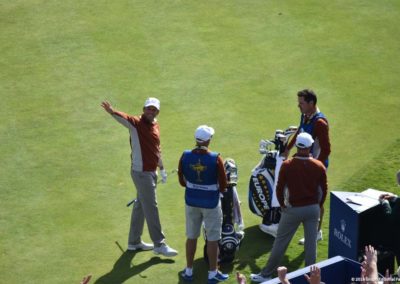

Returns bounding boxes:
[128,170,165,247]
[261,204,320,277]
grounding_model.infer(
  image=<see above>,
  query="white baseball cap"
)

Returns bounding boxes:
[144,97,160,110]
[195,125,215,142]
[295,132,314,149]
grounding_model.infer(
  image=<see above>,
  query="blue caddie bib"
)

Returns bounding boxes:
[181,150,220,208]
[299,112,329,168]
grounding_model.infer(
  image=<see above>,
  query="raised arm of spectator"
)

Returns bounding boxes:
[277,266,291,284]
[361,245,379,284]
[304,266,323,284]
[236,272,246,284]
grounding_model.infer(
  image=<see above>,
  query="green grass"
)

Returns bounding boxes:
[1,1,400,283]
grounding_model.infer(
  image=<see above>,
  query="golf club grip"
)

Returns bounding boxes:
[126,199,136,207]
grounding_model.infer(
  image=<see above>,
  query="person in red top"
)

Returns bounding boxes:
[284,89,331,166]
[251,132,327,282]
[101,98,177,257]
[284,89,330,245]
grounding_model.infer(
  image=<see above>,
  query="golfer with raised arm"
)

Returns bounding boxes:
[101,98,177,257]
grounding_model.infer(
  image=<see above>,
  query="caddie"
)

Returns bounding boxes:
[178,125,229,284]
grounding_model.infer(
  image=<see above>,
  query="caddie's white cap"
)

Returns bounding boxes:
[144,97,160,110]
[195,125,215,142]
[295,132,314,149]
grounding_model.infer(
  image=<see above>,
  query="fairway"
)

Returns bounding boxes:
[1,1,400,283]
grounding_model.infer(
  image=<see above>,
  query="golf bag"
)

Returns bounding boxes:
[248,127,297,229]
[204,158,245,264]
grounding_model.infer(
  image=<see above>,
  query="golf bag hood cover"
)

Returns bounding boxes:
[219,224,240,263]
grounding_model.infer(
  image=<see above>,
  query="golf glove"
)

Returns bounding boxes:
[160,169,167,183]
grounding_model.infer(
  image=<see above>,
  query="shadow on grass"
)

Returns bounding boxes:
[174,226,307,282]
[175,252,243,283]
[285,250,305,272]
[176,257,210,284]
[230,225,275,273]
[219,225,306,276]
[94,250,174,284]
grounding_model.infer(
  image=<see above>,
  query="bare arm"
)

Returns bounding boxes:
[277,267,290,284]
[304,266,321,284]
[236,272,246,284]
[361,245,379,283]
[379,193,397,201]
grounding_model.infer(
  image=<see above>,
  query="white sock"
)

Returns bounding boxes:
[185,267,193,276]
[208,270,218,279]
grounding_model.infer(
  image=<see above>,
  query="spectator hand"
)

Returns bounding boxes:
[379,193,396,202]
[363,245,377,266]
[304,266,321,284]
[361,245,378,281]
[236,272,246,284]
[277,266,290,284]
[160,169,167,183]
[360,267,367,284]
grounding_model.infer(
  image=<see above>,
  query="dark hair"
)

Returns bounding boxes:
[297,89,317,105]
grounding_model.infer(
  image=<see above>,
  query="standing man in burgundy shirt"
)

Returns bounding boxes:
[251,133,327,282]
[284,89,331,244]
[101,98,177,257]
